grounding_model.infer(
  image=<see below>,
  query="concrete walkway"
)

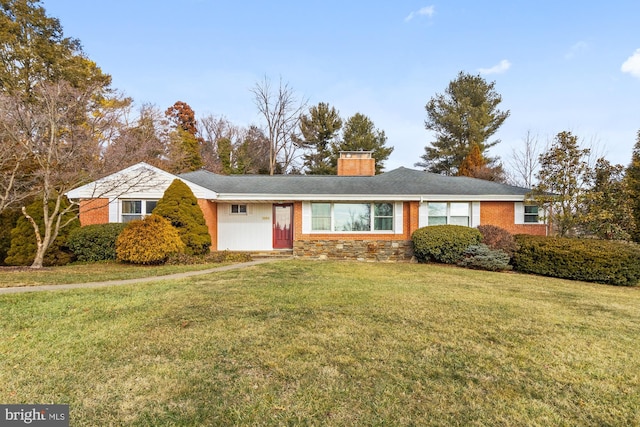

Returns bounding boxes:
[0,258,288,295]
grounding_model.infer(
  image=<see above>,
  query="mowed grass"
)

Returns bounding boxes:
[1,260,639,426]
[0,262,232,287]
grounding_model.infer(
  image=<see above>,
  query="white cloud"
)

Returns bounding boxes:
[565,41,588,60]
[621,49,640,78]
[478,59,512,75]
[405,6,435,22]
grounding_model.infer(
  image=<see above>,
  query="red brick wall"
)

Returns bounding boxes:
[337,157,375,176]
[480,201,547,236]
[197,199,218,251]
[79,198,110,226]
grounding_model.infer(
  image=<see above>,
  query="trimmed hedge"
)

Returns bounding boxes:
[412,225,482,264]
[116,215,185,265]
[458,244,512,272]
[68,223,127,262]
[513,235,640,286]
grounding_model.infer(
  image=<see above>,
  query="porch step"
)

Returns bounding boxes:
[249,250,294,259]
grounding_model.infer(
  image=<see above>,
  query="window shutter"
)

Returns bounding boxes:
[302,202,311,233]
[514,202,524,225]
[471,202,481,227]
[418,202,429,228]
[394,202,404,234]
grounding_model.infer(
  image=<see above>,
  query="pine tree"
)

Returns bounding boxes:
[152,179,211,255]
[332,113,393,174]
[417,71,509,175]
[297,102,343,174]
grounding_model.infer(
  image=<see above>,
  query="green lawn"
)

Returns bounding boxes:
[1,260,638,426]
[0,262,232,287]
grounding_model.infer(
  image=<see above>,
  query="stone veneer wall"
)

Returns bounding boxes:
[294,239,414,261]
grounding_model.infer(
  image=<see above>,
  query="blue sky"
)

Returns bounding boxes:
[43,1,640,173]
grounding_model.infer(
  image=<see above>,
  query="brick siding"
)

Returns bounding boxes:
[78,198,110,226]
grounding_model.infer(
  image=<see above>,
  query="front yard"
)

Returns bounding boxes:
[1,260,638,425]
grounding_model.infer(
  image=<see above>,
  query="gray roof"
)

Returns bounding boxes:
[179,167,532,198]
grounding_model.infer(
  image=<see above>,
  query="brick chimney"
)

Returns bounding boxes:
[337,151,375,176]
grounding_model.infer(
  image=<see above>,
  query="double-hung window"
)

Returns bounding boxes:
[121,200,157,223]
[311,202,394,232]
[427,202,470,226]
[524,205,539,223]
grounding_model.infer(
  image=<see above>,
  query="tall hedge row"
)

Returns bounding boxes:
[513,235,640,286]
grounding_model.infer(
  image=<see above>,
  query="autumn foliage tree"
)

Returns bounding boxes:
[165,101,203,173]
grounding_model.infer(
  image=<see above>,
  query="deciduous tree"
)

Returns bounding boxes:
[417,71,509,175]
[164,101,203,173]
[251,76,306,174]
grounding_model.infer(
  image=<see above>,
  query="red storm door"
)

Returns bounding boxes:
[273,204,293,249]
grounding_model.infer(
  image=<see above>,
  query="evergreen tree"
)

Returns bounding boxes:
[297,102,343,175]
[533,131,590,237]
[583,158,635,240]
[626,130,640,242]
[152,179,211,255]
[332,113,393,174]
[417,71,509,175]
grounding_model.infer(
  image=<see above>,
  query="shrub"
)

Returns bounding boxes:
[477,225,518,257]
[457,244,512,272]
[153,179,211,255]
[68,223,127,262]
[412,225,482,264]
[0,208,21,266]
[116,214,185,265]
[513,235,640,286]
[4,198,79,266]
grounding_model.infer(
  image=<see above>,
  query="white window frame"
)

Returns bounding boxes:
[308,202,398,233]
[121,199,157,223]
[230,204,248,215]
[426,202,471,227]
[515,202,544,225]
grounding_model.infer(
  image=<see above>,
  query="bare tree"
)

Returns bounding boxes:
[508,130,541,188]
[0,80,137,268]
[251,76,307,174]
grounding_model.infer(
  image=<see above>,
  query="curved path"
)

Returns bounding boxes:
[0,258,288,295]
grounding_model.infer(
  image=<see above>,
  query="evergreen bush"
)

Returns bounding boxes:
[68,223,127,262]
[513,235,640,286]
[411,225,482,264]
[4,198,79,266]
[0,209,21,266]
[477,224,518,257]
[153,179,211,255]
[116,214,185,264]
[457,244,512,271]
